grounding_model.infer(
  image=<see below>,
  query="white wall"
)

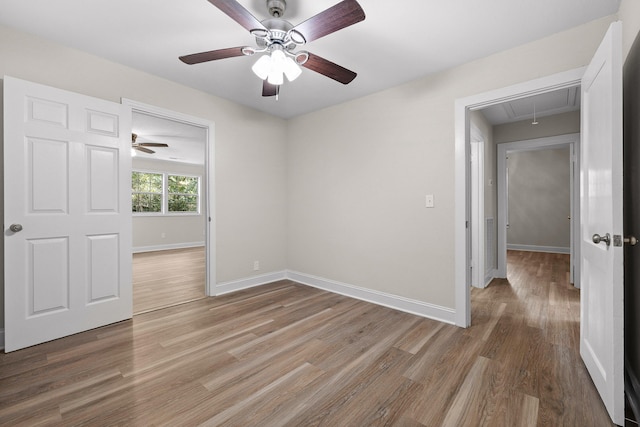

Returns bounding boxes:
[286,16,614,310]
[132,158,206,251]
[0,24,288,328]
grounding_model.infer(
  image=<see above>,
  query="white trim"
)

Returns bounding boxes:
[286,271,456,325]
[455,67,585,327]
[485,270,497,287]
[132,242,205,254]
[131,169,203,216]
[0,329,4,350]
[122,99,216,297]
[215,271,287,295]
[470,124,485,289]
[507,244,570,254]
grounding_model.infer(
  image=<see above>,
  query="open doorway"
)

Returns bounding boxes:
[496,133,580,285]
[453,68,584,327]
[125,101,216,314]
[470,87,581,286]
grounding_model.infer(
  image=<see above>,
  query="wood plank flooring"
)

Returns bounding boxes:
[133,247,206,314]
[0,250,615,426]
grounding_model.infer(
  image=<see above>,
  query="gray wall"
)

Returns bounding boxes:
[507,148,571,250]
[132,158,206,251]
[623,22,640,418]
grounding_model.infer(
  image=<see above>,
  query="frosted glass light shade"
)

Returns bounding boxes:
[252,49,302,85]
[283,57,302,81]
[267,50,285,84]
[268,68,284,85]
[252,55,272,80]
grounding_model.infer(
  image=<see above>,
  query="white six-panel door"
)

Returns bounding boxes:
[4,76,132,352]
[580,22,624,425]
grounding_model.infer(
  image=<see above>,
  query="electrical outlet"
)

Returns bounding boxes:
[253,261,260,271]
[161,232,166,238]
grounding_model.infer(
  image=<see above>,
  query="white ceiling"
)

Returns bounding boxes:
[480,86,581,125]
[132,112,206,165]
[0,0,620,119]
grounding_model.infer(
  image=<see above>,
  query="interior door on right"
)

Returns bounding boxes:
[579,21,623,426]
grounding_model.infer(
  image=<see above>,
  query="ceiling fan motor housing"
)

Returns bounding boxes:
[267,0,286,17]
[256,18,295,50]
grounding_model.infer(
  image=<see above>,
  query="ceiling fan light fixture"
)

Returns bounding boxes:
[253,47,301,85]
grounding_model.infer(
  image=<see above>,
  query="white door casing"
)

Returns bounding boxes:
[579,21,624,425]
[4,76,132,352]
[454,67,585,327]
[470,132,485,289]
[122,99,216,297]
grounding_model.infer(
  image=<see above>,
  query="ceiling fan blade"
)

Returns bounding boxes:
[262,81,278,97]
[206,0,267,32]
[138,143,169,148]
[179,47,245,64]
[301,53,357,84]
[291,0,365,44]
[135,146,155,154]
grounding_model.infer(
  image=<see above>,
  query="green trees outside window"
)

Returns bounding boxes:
[132,172,162,212]
[168,175,199,212]
[132,171,199,214]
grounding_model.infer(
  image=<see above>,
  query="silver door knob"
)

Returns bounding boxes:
[9,223,23,233]
[592,233,611,246]
[625,236,638,246]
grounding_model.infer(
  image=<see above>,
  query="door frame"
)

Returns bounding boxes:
[454,67,585,327]
[496,134,580,286]
[122,99,216,297]
[470,124,486,288]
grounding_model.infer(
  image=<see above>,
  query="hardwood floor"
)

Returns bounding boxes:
[0,250,615,426]
[133,247,206,314]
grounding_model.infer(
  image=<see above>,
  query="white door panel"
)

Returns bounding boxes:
[580,22,624,425]
[4,76,132,352]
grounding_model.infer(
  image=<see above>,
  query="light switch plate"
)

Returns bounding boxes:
[425,194,434,208]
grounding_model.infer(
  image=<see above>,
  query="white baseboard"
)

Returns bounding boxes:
[484,269,496,287]
[215,270,287,295]
[133,242,205,254]
[286,270,456,325]
[0,272,457,352]
[507,244,570,254]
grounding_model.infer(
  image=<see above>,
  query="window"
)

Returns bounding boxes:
[132,171,162,213]
[168,175,199,212]
[132,171,200,214]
